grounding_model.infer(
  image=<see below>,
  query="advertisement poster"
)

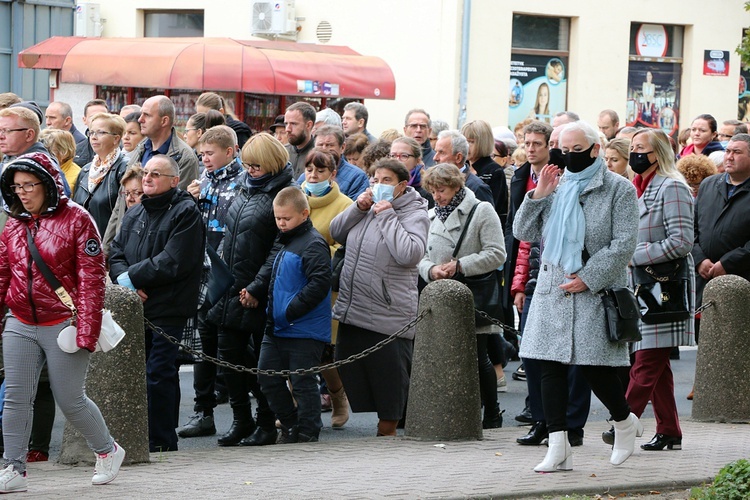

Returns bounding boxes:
[625,61,681,138]
[703,50,730,76]
[508,54,567,129]
[739,68,750,122]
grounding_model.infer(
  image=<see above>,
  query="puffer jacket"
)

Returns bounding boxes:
[206,165,296,331]
[72,151,129,236]
[330,186,429,339]
[0,152,106,351]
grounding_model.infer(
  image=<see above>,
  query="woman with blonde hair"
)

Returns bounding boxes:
[601,127,695,453]
[72,112,128,236]
[604,138,634,180]
[461,120,508,224]
[39,129,80,191]
[206,132,295,447]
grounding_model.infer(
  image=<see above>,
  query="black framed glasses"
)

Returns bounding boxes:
[10,182,42,193]
[122,189,144,198]
[388,153,415,160]
[242,162,263,172]
[0,128,29,137]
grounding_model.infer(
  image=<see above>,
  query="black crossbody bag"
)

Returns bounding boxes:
[632,257,690,324]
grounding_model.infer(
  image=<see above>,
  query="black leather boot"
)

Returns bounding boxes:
[217,406,255,447]
[517,421,548,445]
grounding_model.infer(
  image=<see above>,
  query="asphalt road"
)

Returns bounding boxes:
[46,347,697,455]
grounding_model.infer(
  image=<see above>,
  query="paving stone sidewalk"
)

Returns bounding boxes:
[22,418,749,499]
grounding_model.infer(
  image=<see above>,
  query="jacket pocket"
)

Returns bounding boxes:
[381,279,392,307]
[535,264,553,294]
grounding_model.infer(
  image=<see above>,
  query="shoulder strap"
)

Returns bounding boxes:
[25,226,77,317]
[452,202,481,259]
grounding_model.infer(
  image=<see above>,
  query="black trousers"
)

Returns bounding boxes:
[539,360,630,434]
[477,335,498,415]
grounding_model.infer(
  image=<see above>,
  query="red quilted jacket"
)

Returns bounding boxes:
[0,153,106,352]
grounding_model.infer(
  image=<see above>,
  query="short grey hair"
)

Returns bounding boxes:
[559,121,603,158]
[149,154,179,176]
[437,129,469,159]
[315,108,341,128]
[431,120,449,136]
[50,101,73,119]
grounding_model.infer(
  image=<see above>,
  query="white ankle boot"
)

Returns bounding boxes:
[534,430,572,472]
[610,412,643,465]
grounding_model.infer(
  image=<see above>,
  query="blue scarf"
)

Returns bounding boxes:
[542,158,602,274]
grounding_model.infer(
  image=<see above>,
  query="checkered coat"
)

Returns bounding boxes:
[629,174,696,351]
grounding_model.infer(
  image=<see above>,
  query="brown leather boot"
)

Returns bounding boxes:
[329,386,350,428]
[377,419,398,437]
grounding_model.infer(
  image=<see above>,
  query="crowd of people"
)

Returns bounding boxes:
[0,88,748,491]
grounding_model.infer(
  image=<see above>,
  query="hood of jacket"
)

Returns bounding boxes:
[1,152,67,219]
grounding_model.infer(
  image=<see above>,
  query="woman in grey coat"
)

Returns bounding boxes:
[419,164,507,429]
[621,128,694,451]
[330,158,429,437]
[513,121,641,472]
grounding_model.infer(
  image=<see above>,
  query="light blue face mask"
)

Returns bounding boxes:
[372,182,396,203]
[306,179,330,197]
[720,140,729,149]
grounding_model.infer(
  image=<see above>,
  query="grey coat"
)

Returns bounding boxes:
[418,188,506,333]
[513,162,638,366]
[630,174,695,351]
[330,187,429,340]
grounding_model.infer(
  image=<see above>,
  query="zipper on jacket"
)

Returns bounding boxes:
[381,279,392,307]
[27,221,39,324]
[220,194,251,326]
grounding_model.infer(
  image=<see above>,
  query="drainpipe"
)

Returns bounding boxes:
[457,0,471,129]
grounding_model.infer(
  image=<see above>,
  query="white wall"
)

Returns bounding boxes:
[52,82,96,131]
[87,0,750,134]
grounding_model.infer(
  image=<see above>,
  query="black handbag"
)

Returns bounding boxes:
[632,257,690,325]
[601,287,642,343]
[205,245,234,308]
[449,203,501,327]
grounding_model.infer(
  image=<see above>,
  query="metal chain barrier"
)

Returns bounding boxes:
[147,309,430,377]
[695,300,714,315]
[474,309,521,336]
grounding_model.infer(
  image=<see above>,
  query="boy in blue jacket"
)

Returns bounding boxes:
[243,186,332,443]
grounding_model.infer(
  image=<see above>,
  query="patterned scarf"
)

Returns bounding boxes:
[88,148,121,192]
[199,161,243,233]
[435,187,466,223]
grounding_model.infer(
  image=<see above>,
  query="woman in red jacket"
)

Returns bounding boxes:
[0,152,124,493]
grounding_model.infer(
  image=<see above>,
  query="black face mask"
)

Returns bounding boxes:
[548,148,565,170]
[629,151,657,174]
[563,144,596,173]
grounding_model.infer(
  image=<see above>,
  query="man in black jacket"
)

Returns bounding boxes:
[109,154,205,453]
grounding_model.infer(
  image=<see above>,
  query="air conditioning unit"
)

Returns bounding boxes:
[75,2,102,37]
[251,1,297,37]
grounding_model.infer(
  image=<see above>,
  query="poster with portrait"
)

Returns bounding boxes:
[739,67,750,122]
[508,54,568,130]
[626,61,681,139]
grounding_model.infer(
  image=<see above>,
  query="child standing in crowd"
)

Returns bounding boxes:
[243,187,332,443]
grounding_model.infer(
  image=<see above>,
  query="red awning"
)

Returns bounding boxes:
[18,37,395,100]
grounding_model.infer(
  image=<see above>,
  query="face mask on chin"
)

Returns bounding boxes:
[563,144,596,173]
[305,179,330,197]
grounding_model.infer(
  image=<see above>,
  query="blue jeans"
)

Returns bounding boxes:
[258,335,324,438]
[145,322,183,452]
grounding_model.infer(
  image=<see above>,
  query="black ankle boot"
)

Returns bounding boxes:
[517,421,548,445]
[218,406,255,447]
[602,425,615,446]
[482,407,504,429]
[640,433,682,451]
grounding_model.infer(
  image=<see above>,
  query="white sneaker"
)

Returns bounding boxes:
[92,441,126,485]
[497,374,508,392]
[0,464,28,493]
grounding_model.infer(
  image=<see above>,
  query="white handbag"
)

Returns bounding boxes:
[56,310,126,353]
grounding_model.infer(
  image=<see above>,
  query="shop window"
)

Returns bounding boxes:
[244,94,281,133]
[508,15,570,129]
[144,11,204,38]
[626,24,684,138]
[98,86,129,114]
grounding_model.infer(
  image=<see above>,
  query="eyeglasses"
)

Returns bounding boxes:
[242,162,263,172]
[406,123,429,130]
[0,128,29,137]
[90,130,117,138]
[388,153,415,160]
[142,170,176,179]
[717,133,733,139]
[10,182,42,193]
[184,128,199,133]
[490,153,507,160]
[122,189,144,198]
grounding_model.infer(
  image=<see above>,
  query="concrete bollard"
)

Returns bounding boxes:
[59,284,150,465]
[405,279,482,441]
[692,275,750,423]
